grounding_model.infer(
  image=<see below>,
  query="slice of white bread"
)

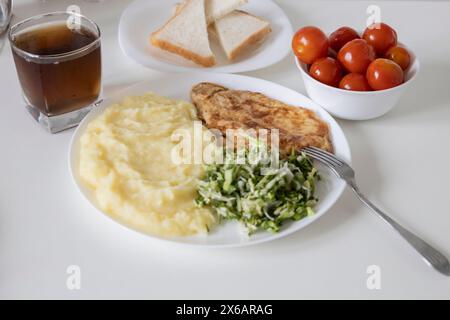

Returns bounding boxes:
[212,10,272,60]
[205,0,248,24]
[174,0,247,24]
[151,0,216,67]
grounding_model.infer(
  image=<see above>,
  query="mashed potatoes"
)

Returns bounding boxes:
[79,93,215,237]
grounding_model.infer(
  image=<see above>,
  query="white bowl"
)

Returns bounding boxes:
[295,46,420,120]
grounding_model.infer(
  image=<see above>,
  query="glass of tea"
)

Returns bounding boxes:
[8,11,102,133]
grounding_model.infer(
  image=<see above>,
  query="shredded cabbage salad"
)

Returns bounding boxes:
[196,148,320,234]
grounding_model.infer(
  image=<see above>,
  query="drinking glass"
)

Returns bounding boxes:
[8,11,102,133]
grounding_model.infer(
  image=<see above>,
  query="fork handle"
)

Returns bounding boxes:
[349,183,450,276]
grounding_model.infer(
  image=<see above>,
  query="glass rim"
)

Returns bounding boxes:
[8,11,101,61]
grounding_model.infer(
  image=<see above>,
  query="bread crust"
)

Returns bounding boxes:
[151,37,216,67]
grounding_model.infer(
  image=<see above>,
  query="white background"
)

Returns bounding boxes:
[1,0,450,299]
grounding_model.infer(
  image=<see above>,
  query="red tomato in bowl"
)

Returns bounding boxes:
[329,26,360,52]
[309,57,343,87]
[385,46,411,70]
[366,58,404,90]
[363,22,398,55]
[328,48,338,59]
[339,73,372,91]
[292,26,329,64]
[337,39,376,73]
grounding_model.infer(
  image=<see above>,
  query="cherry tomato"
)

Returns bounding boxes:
[292,26,329,64]
[337,39,376,73]
[328,48,338,59]
[329,26,360,52]
[385,46,411,70]
[366,58,404,90]
[362,22,397,55]
[339,73,372,91]
[309,57,343,87]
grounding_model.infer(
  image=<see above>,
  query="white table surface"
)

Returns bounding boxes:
[1,0,450,300]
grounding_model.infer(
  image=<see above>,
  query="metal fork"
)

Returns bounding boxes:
[302,146,450,276]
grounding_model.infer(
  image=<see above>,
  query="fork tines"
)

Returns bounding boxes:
[301,147,344,167]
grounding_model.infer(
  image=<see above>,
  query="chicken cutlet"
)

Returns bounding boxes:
[191,82,333,156]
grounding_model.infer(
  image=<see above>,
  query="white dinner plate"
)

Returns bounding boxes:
[118,0,294,73]
[69,73,351,247]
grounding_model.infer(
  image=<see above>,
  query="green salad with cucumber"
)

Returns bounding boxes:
[196,148,320,234]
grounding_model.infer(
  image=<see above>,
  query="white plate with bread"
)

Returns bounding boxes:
[118,0,294,73]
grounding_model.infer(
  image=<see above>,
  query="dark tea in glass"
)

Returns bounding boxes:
[9,12,102,133]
